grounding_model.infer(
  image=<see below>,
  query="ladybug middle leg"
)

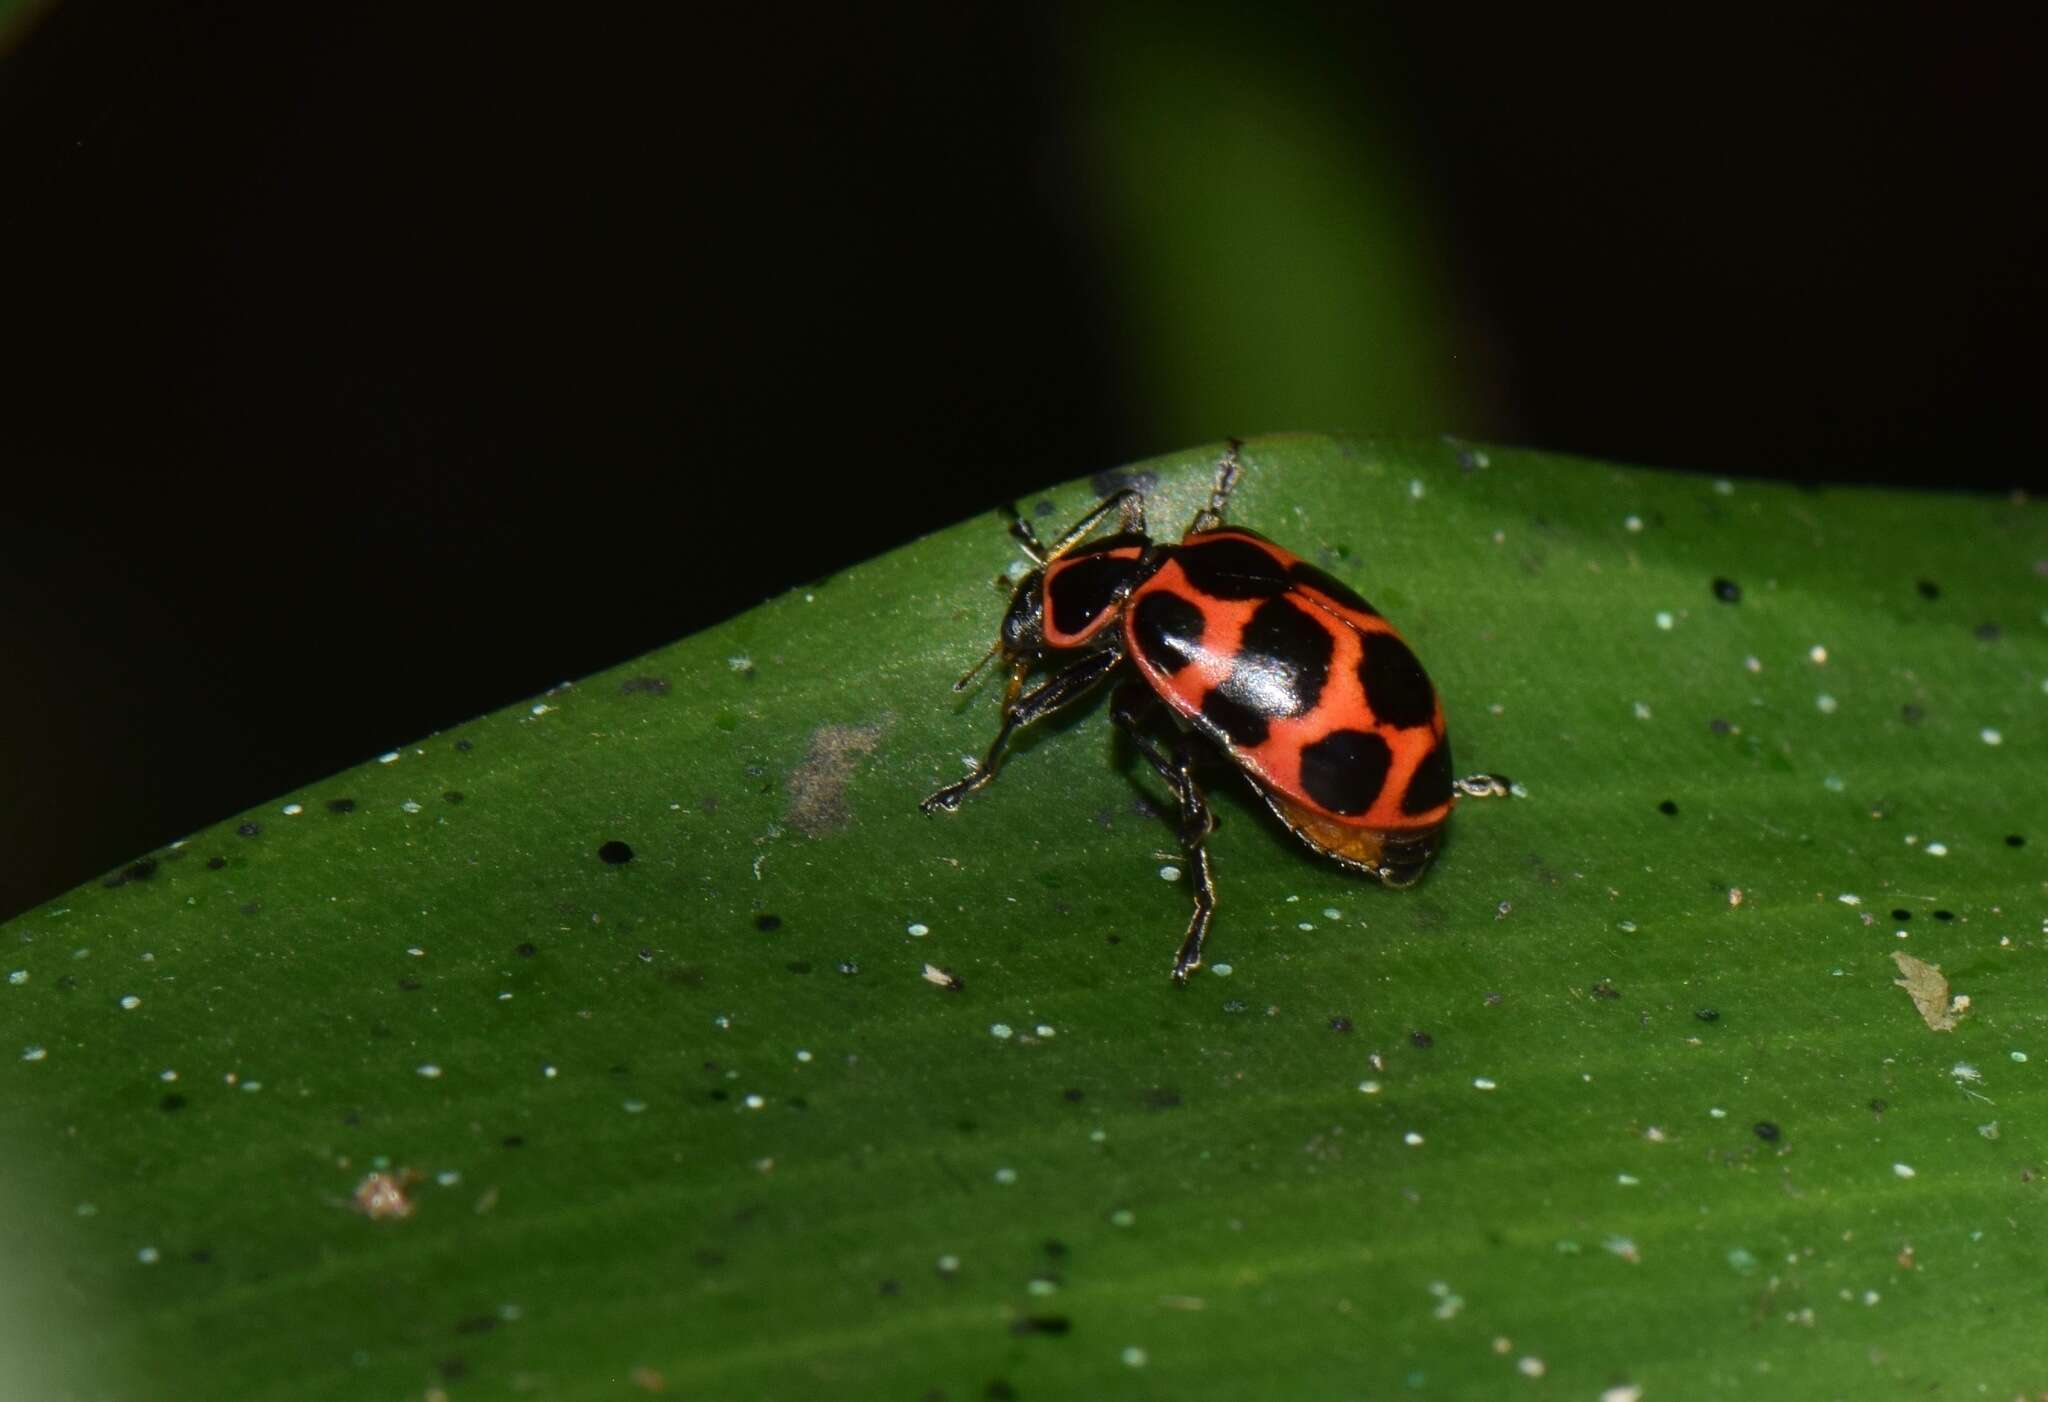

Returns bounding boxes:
[1111,684,1218,984]
[921,647,1125,814]
[1185,437,1245,535]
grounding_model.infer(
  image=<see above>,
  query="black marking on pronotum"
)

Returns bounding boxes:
[598,840,635,864]
[1047,543,1145,639]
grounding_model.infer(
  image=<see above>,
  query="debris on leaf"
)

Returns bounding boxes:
[1891,951,1966,1032]
[784,720,888,837]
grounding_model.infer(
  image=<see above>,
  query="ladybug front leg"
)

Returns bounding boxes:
[920,647,1125,815]
[1111,687,1218,985]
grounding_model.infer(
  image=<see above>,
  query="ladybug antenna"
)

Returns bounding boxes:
[952,636,1005,692]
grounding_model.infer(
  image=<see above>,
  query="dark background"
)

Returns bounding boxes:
[4,2,2044,921]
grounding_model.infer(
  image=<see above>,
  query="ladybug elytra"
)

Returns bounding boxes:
[922,441,1511,983]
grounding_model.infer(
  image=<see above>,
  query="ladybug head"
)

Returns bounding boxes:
[998,568,1049,658]
[951,567,1047,694]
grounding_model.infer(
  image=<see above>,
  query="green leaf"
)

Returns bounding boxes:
[6,435,2045,1399]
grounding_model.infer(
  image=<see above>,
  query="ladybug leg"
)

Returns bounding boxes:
[1453,773,1515,799]
[1186,437,1245,534]
[1111,688,1218,985]
[1033,489,1147,563]
[920,648,1124,815]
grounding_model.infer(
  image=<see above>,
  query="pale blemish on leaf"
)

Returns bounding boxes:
[1891,951,1966,1032]
[783,719,889,837]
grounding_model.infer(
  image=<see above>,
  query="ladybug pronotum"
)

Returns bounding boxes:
[922,441,1511,983]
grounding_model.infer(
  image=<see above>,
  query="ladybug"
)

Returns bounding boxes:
[922,440,1511,983]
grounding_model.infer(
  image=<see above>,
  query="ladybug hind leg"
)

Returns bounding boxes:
[1111,687,1217,985]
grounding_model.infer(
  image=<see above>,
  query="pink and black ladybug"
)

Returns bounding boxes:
[923,440,1511,983]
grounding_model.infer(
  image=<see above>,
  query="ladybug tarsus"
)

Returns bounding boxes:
[1453,772,1515,799]
[1112,685,1217,984]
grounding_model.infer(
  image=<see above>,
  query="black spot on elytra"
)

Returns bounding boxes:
[754,914,782,932]
[1402,740,1452,815]
[1217,597,1333,718]
[1047,550,1142,639]
[1711,577,1741,603]
[1892,908,1911,922]
[1298,729,1392,816]
[1359,632,1436,728]
[598,840,634,865]
[326,798,356,814]
[1200,688,1270,747]
[1131,590,1204,674]
[1289,560,1379,616]
[1174,534,1290,598]
[1934,909,1954,921]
